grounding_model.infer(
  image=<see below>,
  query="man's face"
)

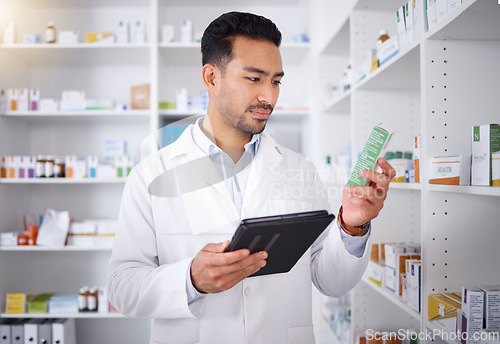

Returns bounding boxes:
[214,36,284,135]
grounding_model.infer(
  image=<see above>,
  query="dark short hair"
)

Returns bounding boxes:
[201,12,282,71]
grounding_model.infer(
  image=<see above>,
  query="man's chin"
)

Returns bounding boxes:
[239,120,267,135]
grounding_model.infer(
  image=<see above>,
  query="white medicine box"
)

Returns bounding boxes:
[471,124,500,186]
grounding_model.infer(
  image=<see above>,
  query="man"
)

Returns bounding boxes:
[107,12,395,344]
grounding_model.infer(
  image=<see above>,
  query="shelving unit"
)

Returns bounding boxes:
[312,0,500,343]
[0,246,112,251]
[3,0,498,342]
[1,312,125,319]
[361,276,420,321]
[0,0,313,343]
[0,178,126,184]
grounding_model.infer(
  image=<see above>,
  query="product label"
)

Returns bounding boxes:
[35,162,44,178]
[473,126,480,142]
[44,161,53,177]
[348,125,392,186]
[46,29,55,43]
[88,295,97,311]
[78,294,87,310]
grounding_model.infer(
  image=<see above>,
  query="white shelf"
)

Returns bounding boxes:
[2,110,150,122]
[322,91,351,114]
[0,178,126,184]
[427,184,500,197]
[320,17,350,57]
[159,0,304,5]
[21,0,149,7]
[354,0,412,11]
[354,41,420,91]
[361,276,420,321]
[426,0,500,41]
[0,43,151,49]
[159,42,310,64]
[389,183,422,191]
[1,312,124,319]
[0,43,150,65]
[0,246,112,252]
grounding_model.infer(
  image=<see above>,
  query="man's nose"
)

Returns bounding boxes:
[257,82,276,104]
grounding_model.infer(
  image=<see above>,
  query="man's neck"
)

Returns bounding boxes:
[202,114,252,164]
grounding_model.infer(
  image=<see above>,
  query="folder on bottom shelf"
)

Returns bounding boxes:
[11,320,24,344]
[52,318,76,344]
[39,320,52,344]
[24,319,42,344]
[0,319,12,344]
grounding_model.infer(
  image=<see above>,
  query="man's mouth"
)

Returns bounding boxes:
[248,105,273,119]
[250,108,271,118]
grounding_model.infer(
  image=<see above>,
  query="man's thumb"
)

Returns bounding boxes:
[219,240,230,252]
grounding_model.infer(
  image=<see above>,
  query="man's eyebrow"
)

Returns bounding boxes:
[243,66,285,78]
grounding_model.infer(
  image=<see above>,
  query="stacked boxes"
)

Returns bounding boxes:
[384,243,420,297]
[427,286,500,343]
[365,241,422,313]
[428,292,462,333]
[462,287,485,344]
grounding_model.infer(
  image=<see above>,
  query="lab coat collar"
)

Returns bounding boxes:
[164,124,283,235]
[244,131,283,202]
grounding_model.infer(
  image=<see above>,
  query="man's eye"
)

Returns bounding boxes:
[273,80,282,86]
[247,77,259,82]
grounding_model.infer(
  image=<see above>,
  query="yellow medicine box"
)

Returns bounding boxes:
[85,32,114,44]
[428,293,462,333]
[6,293,27,314]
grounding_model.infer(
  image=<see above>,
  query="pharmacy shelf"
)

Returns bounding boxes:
[322,91,350,114]
[426,184,500,197]
[2,110,150,122]
[317,317,342,344]
[0,178,126,184]
[22,0,149,7]
[0,246,112,252]
[160,0,304,5]
[320,17,349,57]
[425,321,460,344]
[0,43,150,49]
[361,276,420,321]
[1,312,124,319]
[159,42,310,64]
[353,41,420,91]
[426,0,500,41]
[389,183,422,191]
[354,0,411,11]
[0,43,150,65]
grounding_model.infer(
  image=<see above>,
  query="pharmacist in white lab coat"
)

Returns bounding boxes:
[107,12,395,344]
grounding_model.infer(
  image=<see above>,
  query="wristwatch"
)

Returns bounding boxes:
[338,206,369,237]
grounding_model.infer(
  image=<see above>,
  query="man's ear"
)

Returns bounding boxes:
[202,64,218,89]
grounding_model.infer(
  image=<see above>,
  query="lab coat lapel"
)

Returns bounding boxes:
[244,132,283,211]
[172,126,239,235]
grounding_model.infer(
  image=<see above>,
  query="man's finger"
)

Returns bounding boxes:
[377,158,396,179]
[222,259,268,289]
[203,241,229,253]
[217,252,268,276]
[360,169,390,188]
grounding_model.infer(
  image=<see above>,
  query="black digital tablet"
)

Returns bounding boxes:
[225,210,335,277]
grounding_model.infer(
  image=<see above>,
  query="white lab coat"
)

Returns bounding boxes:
[107,124,371,344]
